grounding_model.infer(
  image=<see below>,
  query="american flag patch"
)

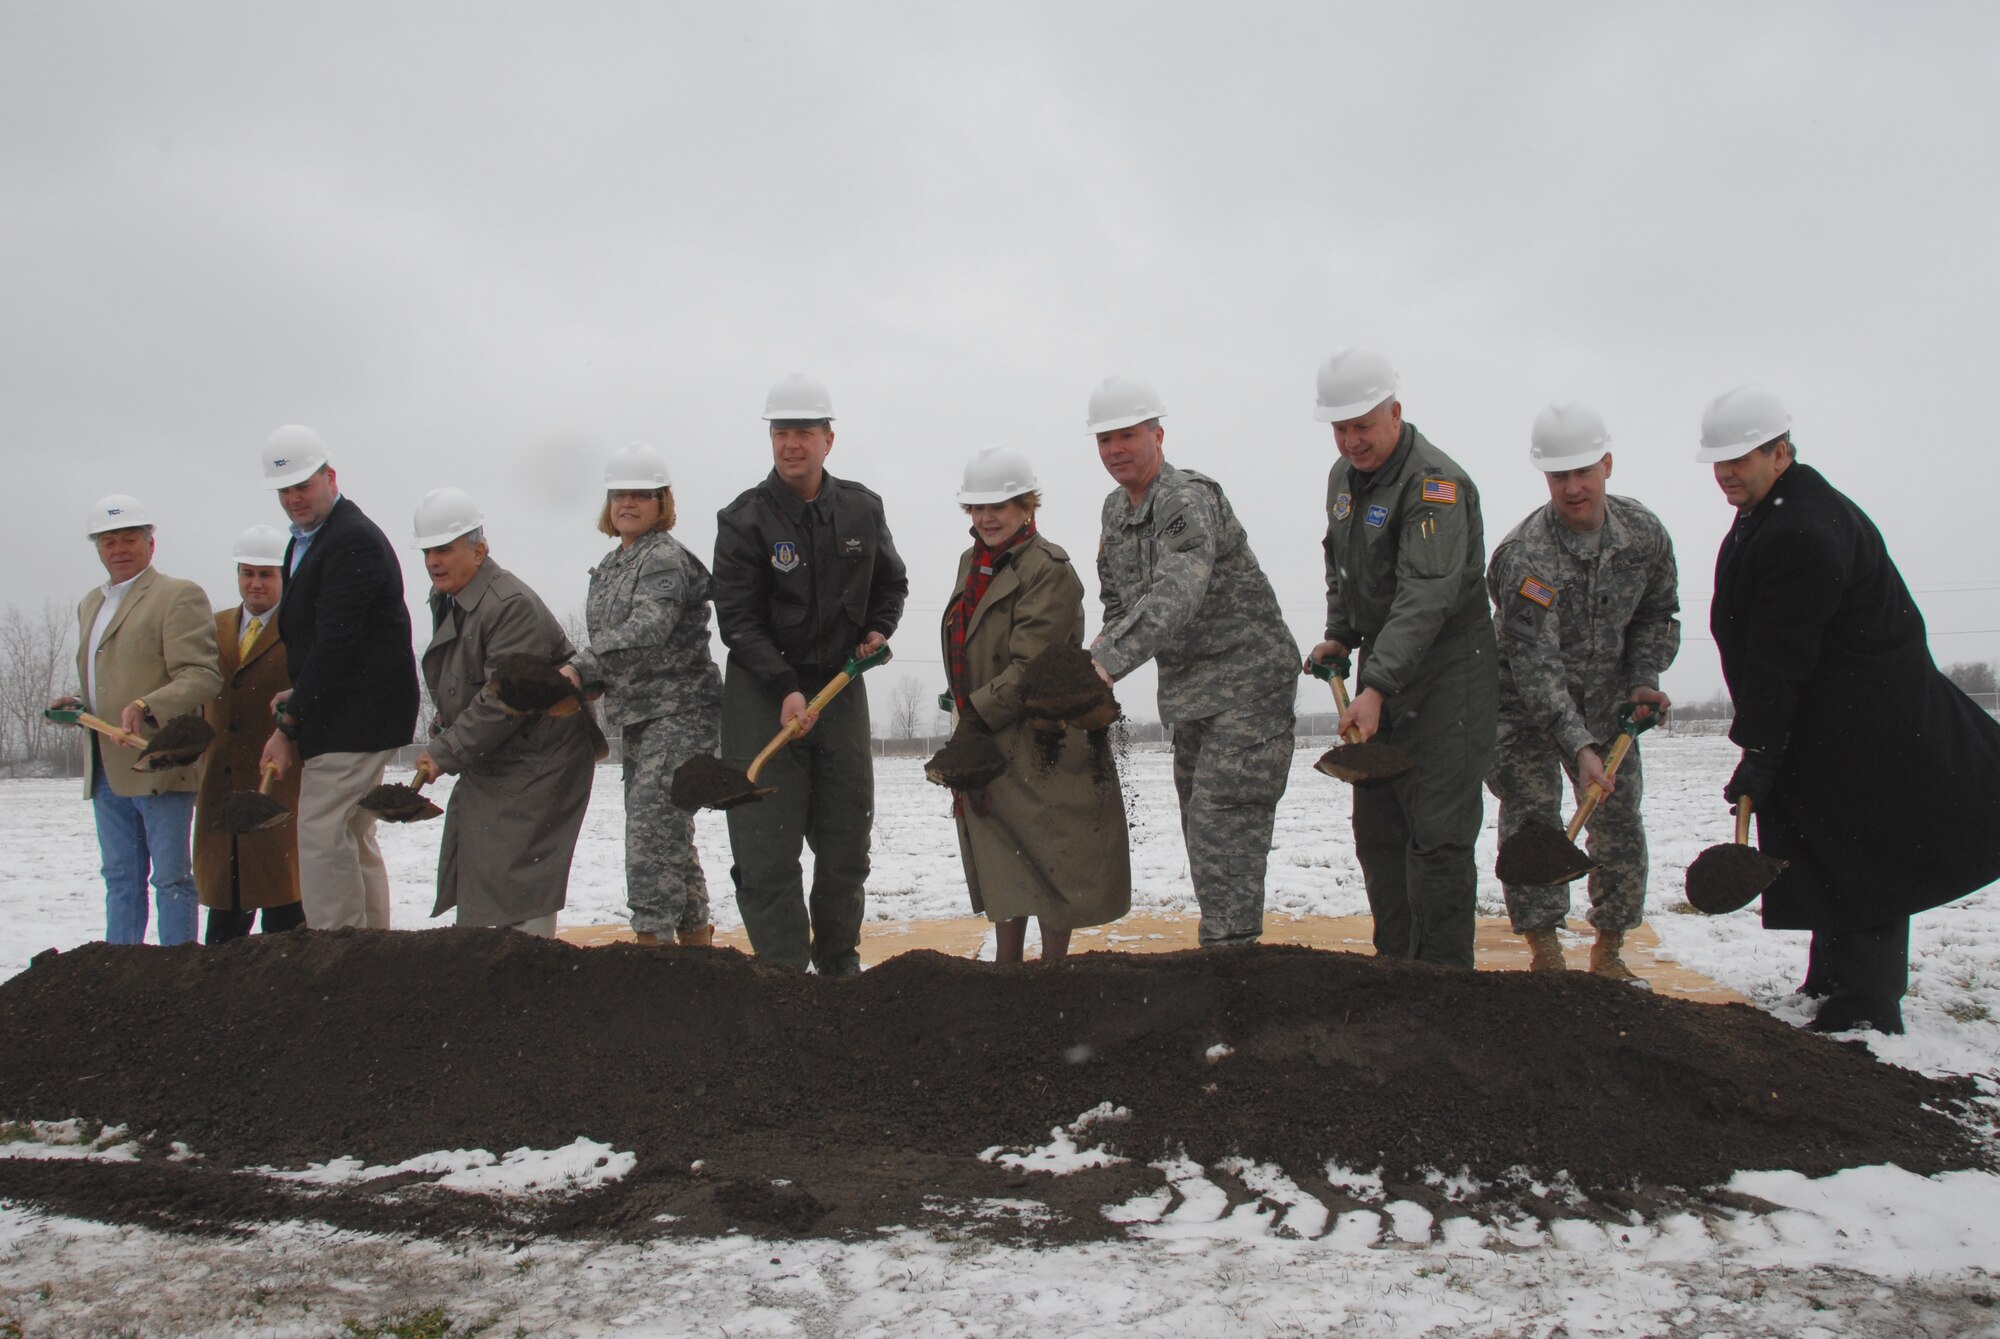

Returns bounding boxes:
[1518,577,1555,608]
[1422,478,1459,504]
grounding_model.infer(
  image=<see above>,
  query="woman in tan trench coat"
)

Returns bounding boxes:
[193,525,303,940]
[940,448,1130,962]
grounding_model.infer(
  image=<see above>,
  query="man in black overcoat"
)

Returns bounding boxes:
[1702,384,2000,1033]
[258,424,421,929]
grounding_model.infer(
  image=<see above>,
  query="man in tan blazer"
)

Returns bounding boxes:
[193,524,305,941]
[55,495,222,945]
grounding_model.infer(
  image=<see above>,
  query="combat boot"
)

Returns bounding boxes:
[633,930,666,946]
[1523,927,1567,973]
[1590,927,1651,990]
[679,924,715,948]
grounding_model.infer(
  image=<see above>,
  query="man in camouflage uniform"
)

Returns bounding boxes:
[1305,346,1496,969]
[1486,402,1678,982]
[1086,375,1298,946]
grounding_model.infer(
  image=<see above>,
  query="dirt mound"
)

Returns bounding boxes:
[0,933,1985,1243]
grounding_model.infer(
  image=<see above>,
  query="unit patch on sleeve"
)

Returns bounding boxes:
[1517,576,1555,607]
[1421,478,1459,505]
[1332,492,1352,521]
[1163,512,1189,539]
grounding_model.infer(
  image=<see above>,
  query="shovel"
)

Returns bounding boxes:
[1494,702,1658,886]
[1685,797,1787,914]
[671,644,893,811]
[44,706,213,770]
[214,761,292,834]
[357,773,443,824]
[488,653,596,718]
[1305,656,1415,783]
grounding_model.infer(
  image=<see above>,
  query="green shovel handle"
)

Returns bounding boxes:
[1305,653,1352,683]
[842,643,894,678]
[1617,700,1662,738]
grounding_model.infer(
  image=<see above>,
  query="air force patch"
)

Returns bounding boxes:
[771,540,801,572]
[1364,504,1389,528]
[1333,492,1352,521]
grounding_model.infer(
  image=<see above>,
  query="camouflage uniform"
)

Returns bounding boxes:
[1094,461,1297,945]
[1485,495,1679,933]
[1323,422,1497,968]
[569,530,722,938]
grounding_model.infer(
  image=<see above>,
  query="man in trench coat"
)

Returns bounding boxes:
[193,524,304,940]
[1703,384,2000,1033]
[411,490,602,935]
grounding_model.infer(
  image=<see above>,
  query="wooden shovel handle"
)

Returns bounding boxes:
[75,711,149,750]
[1564,731,1636,842]
[744,669,857,783]
[258,761,281,797]
[1734,795,1754,845]
[1327,675,1365,747]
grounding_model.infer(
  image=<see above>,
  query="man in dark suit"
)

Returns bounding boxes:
[1704,385,2000,1034]
[258,425,420,929]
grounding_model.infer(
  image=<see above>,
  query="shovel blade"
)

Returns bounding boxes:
[213,791,291,835]
[708,785,779,812]
[1684,843,1787,915]
[357,783,443,824]
[1494,822,1595,885]
[1313,741,1416,784]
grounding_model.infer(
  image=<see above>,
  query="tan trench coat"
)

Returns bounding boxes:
[421,559,603,926]
[193,606,302,909]
[72,567,221,798]
[940,534,1130,929]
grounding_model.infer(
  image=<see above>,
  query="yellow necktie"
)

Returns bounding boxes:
[238,616,262,661]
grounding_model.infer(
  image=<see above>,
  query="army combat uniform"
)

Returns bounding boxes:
[712,469,907,975]
[1094,461,1297,945]
[1485,496,1679,935]
[1323,422,1497,968]
[569,529,723,940]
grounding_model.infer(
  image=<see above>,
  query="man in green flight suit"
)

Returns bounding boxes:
[1304,346,1498,968]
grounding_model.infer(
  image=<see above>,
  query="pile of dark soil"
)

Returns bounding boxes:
[669,754,759,811]
[1494,822,1594,885]
[357,783,441,823]
[1020,645,1117,722]
[924,720,1006,790]
[135,713,215,770]
[0,933,1985,1245]
[488,652,573,714]
[210,788,290,834]
[1686,843,1788,914]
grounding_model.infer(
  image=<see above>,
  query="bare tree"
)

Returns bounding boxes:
[0,601,79,770]
[888,674,927,740]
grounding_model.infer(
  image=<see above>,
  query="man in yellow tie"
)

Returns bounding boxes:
[193,525,304,940]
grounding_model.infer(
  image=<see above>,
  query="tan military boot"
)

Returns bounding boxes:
[1523,927,1567,973]
[679,924,715,948]
[1590,928,1652,989]
[633,931,665,945]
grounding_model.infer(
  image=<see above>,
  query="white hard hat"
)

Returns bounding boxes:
[605,442,671,489]
[412,487,486,548]
[1315,346,1400,423]
[86,494,154,537]
[1529,401,1614,473]
[1697,384,1791,464]
[1086,375,1166,433]
[263,425,331,489]
[762,373,836,422]
[231,524,290,566]
[957,447,1041,506]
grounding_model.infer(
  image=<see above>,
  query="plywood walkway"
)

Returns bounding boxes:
[559,913,1744,1004]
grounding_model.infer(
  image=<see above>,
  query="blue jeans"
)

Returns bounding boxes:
[91,788,198,946]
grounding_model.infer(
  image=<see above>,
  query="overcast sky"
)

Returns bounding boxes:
[6,2,1998,722]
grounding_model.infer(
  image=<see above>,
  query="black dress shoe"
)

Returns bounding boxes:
[1805,991,1905,1036]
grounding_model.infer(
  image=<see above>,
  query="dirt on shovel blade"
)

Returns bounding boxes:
[1686,844,1788,915]
[924,721,1006,790]
[1313,740,1415,783]
[1020,644,1117,721]
[357,783,442,823]
[490,652,575,714]
[134,714,214,770]
[671,754,760,811]
[212,791,290,834]
[1495,822,1595,885]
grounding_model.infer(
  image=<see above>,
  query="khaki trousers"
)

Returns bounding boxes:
[298,749,396,929]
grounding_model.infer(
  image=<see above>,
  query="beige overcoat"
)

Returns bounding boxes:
[72,567,222,798]
[940,534,1130,929]
[193,606,302,910]
[421,558,603,927]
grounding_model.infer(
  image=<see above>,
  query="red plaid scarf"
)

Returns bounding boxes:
[947,521,1035,714]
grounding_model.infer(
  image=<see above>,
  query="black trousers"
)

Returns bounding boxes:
[204,841,306,944]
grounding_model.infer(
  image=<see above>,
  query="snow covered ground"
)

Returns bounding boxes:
[3,733,1998,1336]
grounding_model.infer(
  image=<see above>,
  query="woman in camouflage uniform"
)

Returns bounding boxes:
[563,444,723,945]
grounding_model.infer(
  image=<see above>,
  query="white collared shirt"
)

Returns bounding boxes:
[86,568,148,713]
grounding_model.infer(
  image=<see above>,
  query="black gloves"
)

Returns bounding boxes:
[1724,749,1783,810]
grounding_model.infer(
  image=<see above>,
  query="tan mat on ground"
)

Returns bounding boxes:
[559,914,1743,1004]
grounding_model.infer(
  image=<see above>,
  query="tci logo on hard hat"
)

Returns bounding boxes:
[107,507,125,515]
[272,458,290,468]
